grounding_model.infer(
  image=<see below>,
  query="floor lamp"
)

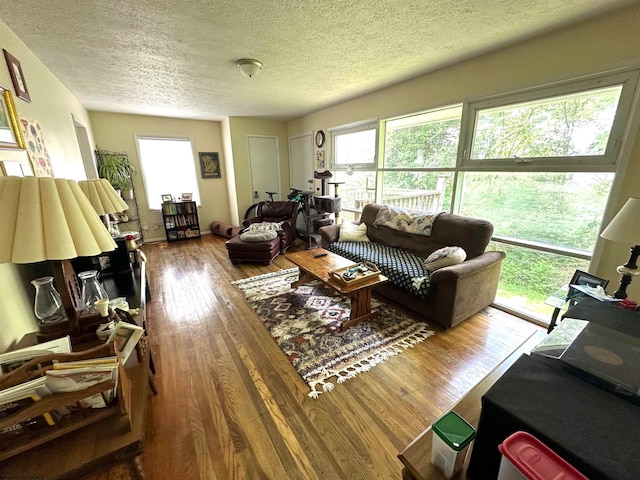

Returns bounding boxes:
[600,197,640,299]
[78,178,129,236]
[0,176,117,336]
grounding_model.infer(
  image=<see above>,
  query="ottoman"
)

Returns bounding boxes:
[225,233,281,265]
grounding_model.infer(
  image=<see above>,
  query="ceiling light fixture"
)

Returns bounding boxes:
[236,58,262,78]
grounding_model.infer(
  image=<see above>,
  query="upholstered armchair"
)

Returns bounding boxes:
[243,201,300,252]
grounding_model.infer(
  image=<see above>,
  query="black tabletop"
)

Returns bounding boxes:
[467,298,640,479]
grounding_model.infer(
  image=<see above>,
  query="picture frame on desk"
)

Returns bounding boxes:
[108,322,143,365]
[570,270,608,289]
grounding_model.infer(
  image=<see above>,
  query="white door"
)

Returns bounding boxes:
[289,133,314,192]
[248,135,280,203]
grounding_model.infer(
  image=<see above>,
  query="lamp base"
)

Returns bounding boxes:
[612,246,640,299]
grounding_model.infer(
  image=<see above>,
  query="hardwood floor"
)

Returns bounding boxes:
[133,234,541,479]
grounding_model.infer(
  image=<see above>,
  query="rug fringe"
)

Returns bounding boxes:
[231,267,299,286]
[307,325,434,398]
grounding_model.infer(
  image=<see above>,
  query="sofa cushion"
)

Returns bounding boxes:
[329,241,432,298]
[240,230,278,242]
[338,222,369,242]
[424,246,467,271]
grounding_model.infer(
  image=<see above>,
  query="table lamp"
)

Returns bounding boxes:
[600,197,640,299]
[78,178,128,236]
[0,176,117,334]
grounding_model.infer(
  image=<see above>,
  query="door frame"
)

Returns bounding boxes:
[247,134,281,205]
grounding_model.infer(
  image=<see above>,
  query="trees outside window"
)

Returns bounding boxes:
[330,70,638,323]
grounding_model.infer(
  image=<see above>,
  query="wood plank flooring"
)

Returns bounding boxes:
[120,235,541,479]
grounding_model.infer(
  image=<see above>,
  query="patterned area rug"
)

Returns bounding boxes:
[233,268,434,398]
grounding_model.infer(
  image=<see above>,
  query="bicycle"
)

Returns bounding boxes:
[243,191,278,220]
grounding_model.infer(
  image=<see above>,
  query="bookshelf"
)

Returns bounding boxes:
[161,200,201,242]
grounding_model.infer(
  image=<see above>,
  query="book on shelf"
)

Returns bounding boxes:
[0,391,56,437]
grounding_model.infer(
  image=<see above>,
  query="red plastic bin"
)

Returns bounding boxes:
[497,431,588,480]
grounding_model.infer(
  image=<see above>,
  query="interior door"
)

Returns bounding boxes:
[289,133,314,192]
[248,135,280,203]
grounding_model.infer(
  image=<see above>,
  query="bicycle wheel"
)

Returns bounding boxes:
[243,203,259,220]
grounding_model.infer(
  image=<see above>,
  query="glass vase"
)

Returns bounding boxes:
[78,270,109,312]
[31,276,65,324]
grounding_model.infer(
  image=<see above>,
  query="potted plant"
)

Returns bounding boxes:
[95,149,136,198]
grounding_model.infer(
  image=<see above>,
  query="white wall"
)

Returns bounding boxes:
[0,18,96,350]
[89,112,230,241]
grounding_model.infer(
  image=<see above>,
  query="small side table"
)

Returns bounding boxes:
[544,284,618,333]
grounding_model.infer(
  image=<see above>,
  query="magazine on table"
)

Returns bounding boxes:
[0,336,72,376]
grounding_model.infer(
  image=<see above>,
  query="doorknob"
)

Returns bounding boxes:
[254,190,258,198]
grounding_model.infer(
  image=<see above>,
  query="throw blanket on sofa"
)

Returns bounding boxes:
[373,206,442,236]
[329,241,432,298]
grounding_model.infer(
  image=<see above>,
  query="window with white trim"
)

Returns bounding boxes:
[137,137,201,210]
[331,69,639,324]
[461,71,638,168]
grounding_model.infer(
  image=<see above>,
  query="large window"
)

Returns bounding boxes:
[331,122,378,221]
[331,122,378,167]
[137,137,201,210]
[329,69,639,324]
[462,71,638,168]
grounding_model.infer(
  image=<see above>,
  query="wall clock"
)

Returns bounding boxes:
[315,130,325,148]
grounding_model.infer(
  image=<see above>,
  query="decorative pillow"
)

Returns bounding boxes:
[338,222,369,242]
[424,246,467,271]
[240,230,278,242]
[246,221,283,232]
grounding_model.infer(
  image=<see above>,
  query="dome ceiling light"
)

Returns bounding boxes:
[236,58,262,78]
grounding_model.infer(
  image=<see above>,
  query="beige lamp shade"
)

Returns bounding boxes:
[600,197,640,245]
[78,179,129,215]
[0,176,117,264]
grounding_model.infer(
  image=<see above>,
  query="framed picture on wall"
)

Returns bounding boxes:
[198,152,221,178]
[0,87,25,149]
[3,49,30,102]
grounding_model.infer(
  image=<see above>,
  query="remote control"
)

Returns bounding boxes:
[314,252,328,258]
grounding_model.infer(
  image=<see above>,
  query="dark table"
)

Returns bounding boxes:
[467,299,640,479]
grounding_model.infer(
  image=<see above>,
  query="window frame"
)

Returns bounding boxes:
[135,135,201,210]
[330,120,379,170]
[459,70,639,170]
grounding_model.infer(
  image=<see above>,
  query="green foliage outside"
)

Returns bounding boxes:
[377,88,619,317]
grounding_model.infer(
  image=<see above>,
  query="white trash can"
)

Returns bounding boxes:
[431,411,476,478]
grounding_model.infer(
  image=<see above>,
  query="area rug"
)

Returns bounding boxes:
[232,268,434,398]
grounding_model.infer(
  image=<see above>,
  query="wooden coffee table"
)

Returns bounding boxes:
[285,248,388,330]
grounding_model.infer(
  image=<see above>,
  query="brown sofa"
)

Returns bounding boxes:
[318,203,505,328]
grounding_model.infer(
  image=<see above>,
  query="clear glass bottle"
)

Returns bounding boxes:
[78,270,109,312]
[31,276,65,324]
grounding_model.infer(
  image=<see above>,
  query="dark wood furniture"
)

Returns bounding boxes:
[398,330,544,480]
[286,248,388,330]
[161,200,200,242]
[0,263,152,479]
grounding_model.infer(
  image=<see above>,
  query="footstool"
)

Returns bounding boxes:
[225,231,281,265]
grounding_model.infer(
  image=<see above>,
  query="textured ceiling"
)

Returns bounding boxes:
[0,0,636,121]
